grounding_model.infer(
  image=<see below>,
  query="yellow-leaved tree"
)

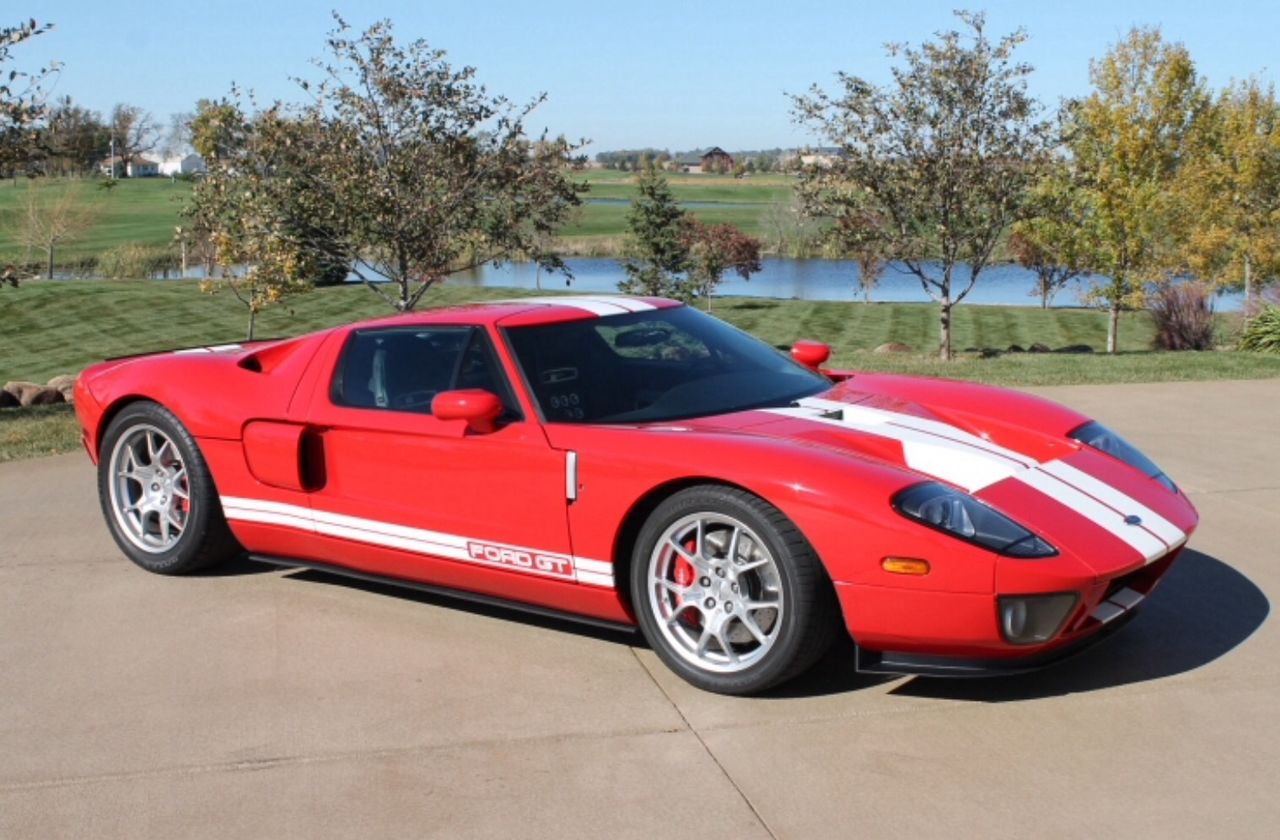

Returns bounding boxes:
[1066,28,1209,353]
[1177,79,1280,320]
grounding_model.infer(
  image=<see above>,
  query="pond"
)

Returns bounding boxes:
[447,257,1247,311]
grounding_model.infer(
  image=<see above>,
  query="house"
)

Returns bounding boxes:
[98,156,162,177]
[798,147,845,168]
[158,153,207,176]
[700,147,734,173]
[674,147,736,174]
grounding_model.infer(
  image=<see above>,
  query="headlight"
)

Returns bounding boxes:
[893,482,1057,558]
[1070,421,1177,493]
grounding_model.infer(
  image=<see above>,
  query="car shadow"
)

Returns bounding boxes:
[887,549,1270,702]
[190,552,277,577]
[283,568,641,646]
[260,549,1265,701]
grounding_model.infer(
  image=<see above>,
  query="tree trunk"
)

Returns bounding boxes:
[1107,301,1120,354]
[1243,252,1253,323]
[246,307,256,342]
[939,298,953,361]
[46,246,54,280]
[397,252,411,311]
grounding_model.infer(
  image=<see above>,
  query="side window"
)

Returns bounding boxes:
[331,326,519,417]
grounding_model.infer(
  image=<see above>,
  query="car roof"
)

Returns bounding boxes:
[348,295,682,330]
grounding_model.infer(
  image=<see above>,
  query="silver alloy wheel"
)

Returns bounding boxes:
[107,423,191,554]
[646,512,784,673]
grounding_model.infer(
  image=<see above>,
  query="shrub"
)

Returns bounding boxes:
[96,244,181,279]
[1149,282,1215,350]
[1240,305,1280,354]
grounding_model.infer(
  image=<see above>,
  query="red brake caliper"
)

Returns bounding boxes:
[673,540,700,629]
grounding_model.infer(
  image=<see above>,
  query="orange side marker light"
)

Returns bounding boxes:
[881,557,931,576]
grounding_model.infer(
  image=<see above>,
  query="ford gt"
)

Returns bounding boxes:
[74,295,1197,694]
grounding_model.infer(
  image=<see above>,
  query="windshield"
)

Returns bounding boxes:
[504,305,830,424]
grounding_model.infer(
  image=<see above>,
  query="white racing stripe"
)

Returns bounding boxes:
[562,295,657,313]
[496,295,647,316]
[765,401,1027,492]
[764,397,1185,564]
[221,496,614,588]
[1038,460,1185,548]
[1013,469,1169,563]
[174,343,243,355]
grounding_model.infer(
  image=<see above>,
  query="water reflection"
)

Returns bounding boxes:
[448,257,1246,311]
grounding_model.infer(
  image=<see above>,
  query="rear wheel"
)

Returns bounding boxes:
[98,401,240,574]
[631,485,837,695]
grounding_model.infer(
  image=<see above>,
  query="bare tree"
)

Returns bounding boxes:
[17,181,98,278]
[109,103,158,175]
[160,110,195,159]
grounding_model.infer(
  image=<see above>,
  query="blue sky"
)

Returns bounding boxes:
[18,1,1280,153]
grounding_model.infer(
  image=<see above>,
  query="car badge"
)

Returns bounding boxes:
[1124,515,1143,526]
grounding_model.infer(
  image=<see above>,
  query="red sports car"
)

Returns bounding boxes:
[75,295,1197,694]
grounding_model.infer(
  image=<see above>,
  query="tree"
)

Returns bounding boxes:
[189,97,249,162]
[16,181,98,278]
[1008,164,1092,308]
[683,219,762,310]
[280,15,584,310]
[109,103,158,176]
[42,96,109,176]
[1065,28,1208,352]
[619,166,689,298]
[1177,79,1280,320]
[187,105,320,339]
[160,110,195,159]
[792,11,1053,359]
[0,18,55,179]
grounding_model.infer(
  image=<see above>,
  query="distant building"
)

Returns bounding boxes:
[700,147,734,172]
[673,146,735,174]
[798,147,845,168]
[158,153,207,176]
[98,155,162,177]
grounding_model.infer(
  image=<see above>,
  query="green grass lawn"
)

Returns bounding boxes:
[0,173,793,268]
[0,177,195,264]
[2,280,1277,461]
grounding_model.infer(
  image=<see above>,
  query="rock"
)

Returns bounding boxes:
[873,342,913,354]
[1057,344,1095,354]
[979,348,1002,359]
[1029,342,1051,353]
[3,381,42,405]
[28,387,65,406]
[46,374,76,402]
[0,390,17,409]
[1006,344,1025,353]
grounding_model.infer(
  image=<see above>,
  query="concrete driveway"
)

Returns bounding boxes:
[2,378,1276,839]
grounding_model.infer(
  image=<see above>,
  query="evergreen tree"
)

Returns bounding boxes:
[619,167,690,298]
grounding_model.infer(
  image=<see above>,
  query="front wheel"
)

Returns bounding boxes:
[97,401,240,574]
[631,485,838,695]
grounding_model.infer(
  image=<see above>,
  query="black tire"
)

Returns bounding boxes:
[97,401,240,575]
[630,485,838,695]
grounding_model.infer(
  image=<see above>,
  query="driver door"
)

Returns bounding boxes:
[301,324,577,596]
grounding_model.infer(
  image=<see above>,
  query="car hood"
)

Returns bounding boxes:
[671,374,1197,575]
[683,374,1089,473]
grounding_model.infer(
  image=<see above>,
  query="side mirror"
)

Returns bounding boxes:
[432,389,504,434]
[790,340,831,370]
